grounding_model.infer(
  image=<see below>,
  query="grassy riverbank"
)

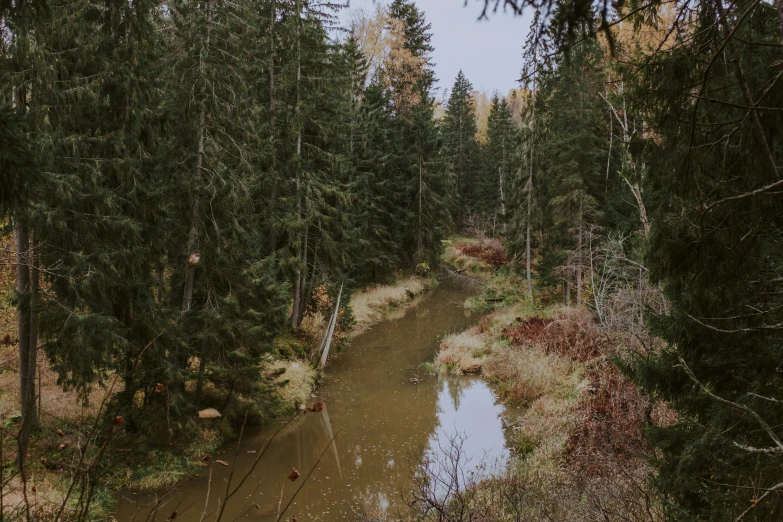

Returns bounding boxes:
[427,236,673,520]
[0,268,433,519]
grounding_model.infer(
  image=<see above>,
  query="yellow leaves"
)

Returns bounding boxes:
[198,408,221,419]
[351,3,428,114]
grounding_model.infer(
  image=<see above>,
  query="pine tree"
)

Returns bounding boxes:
[536,38,607,304]
[620,1,783,518]
[383,0,445,263]
[442,71,479,225]
[483,94,517,224]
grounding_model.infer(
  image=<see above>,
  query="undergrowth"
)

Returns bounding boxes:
[425,236,673,520]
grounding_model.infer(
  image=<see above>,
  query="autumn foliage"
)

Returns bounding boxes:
[502,309,653,475]
[456,240,509,267]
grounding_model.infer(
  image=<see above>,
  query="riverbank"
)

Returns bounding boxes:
[429,236,674,519]
[0,269,434,519]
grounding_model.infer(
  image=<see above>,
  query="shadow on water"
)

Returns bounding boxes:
[116,279,519,521]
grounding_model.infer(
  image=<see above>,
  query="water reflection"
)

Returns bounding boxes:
[116,281,517,522]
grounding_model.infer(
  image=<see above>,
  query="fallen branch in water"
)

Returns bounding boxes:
[443,267,496,292]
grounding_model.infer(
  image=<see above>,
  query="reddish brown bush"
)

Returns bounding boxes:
[501,317,553,345]
[456,241,509,267]
[502,310,604,362]
[501,308,652,477]
[566,360,651,476]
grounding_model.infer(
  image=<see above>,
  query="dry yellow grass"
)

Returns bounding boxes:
[349,275,430,335]
[435,328,488,374]
[268,359,316,411]
[442,238,491,273]
[484,345,582,406]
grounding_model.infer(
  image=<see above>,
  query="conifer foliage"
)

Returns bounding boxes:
[0,0,452,467]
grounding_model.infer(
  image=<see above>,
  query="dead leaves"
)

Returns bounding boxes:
[306,401,324,413]
[198,408,221,419]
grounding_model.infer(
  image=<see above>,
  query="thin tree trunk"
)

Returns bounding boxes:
[183,109,205,314]
[418,155,423,255]
[182,0,212,314]
[295,221,309,328]
[498,166,506,219]
[299,240,319,323]
[565,279,571,306]
[28,235,39,425]
[606,106,613,182]
[525,23,538,302]
[631,181,650,236]
[291,0,303,329]
[268,0,278,254]
[15,221,35,470]
[576,220,583,305]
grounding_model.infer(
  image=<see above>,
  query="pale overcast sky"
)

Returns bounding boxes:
[339,0,532,97]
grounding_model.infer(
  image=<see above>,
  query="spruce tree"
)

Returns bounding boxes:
[442,70,479,226]
[536,38,607,304]
[621,1,783,518]
[483,94,517,224]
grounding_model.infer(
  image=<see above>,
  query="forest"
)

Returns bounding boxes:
[1,0,783,519]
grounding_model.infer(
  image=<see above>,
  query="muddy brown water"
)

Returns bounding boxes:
[116,279,519,521]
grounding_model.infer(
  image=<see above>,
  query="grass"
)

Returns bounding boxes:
[435,328,488,375]
[267,358,317,412]
[428,235,669,520]
[349,275,434,335]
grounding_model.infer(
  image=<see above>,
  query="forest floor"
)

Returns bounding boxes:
[429,236,675,519]
[0,246,433,519]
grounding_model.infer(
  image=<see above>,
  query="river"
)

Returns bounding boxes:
[116,279,518,521]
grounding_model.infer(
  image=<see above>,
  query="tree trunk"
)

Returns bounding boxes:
[498,166,506,219]
[418,155,423,256]
[576,221,583,305]
[182,107,205,314]
[182,0,212,314]
[267,0,278,254]
[299,240,319,323]
[15,221,37,470]
[525,42,536,302]
[295,222,309,328]
[291,0,303,329]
